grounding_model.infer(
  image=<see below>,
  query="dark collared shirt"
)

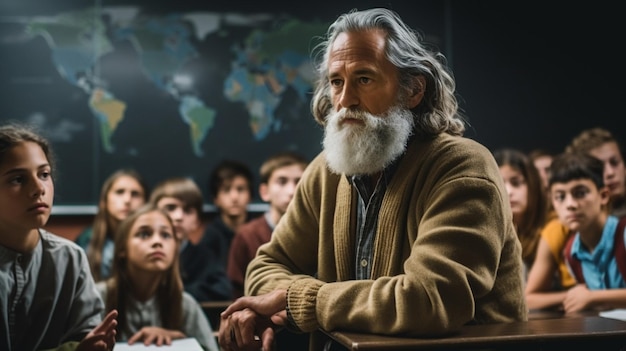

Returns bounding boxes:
[349,159,400,280]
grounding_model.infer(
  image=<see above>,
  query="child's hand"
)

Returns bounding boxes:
[563,284,593,313]
[76,309,118,351]
[127,327,186,346]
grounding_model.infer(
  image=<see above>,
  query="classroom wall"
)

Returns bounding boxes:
[4,1,624,233]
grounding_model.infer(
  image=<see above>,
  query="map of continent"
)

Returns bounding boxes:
[224,20,327,140]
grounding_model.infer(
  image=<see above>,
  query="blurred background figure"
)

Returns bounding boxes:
[150,177,231,302]
[494,148,550,277]
[566,127,626,217]
[79,169,148,282]
[203,159,253,273]
[529,149,554,192]
[227,151,308,299]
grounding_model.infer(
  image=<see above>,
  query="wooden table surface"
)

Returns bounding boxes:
[321,314,626,350]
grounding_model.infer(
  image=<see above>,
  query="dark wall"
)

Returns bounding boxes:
[1,0,623,211]
[450,1,624,154]
[3,0,622,155]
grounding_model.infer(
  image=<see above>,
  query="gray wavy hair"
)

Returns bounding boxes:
[311,8,465,136]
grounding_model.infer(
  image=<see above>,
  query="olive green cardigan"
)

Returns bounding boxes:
[246,133,526,348]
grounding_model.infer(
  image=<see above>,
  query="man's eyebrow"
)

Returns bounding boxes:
[328,65,378,77]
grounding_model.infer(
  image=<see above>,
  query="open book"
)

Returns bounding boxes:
[114,337,203,351]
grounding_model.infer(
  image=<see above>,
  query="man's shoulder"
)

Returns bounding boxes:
[423,134,490,156]
[409,134,496,172]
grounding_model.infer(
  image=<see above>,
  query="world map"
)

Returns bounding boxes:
[0,6,328,206]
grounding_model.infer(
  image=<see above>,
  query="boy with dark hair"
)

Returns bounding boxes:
[150,177,231,301]
[203,159,253,271]
[550,152,626,313]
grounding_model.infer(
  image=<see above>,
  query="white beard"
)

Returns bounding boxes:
[323,105,415,176]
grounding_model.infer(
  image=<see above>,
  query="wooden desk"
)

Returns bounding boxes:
[321,315,626,350]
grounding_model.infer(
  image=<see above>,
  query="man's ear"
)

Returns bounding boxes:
[407,75,426,109]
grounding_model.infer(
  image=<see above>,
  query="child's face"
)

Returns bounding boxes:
[106,175,145,222]
[0,142,54,233]
[588,141,626,201]
[551,179,609,233]
[214,175,251,217]
[156,196,199,240]
[126,211,177,273]
[260,164,304,217]
[499,165,528,221]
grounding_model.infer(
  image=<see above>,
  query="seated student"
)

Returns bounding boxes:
[549,152,626,313]
[494,148,549,277]
[78,169,148,282]
[528,149,554,192]
[149,177,231,301]
[566,127,626,217]
[96,204,219,350]
[0,123,117,351]
[227,151,308,298]
[203,159,253,270]
[525,212,574,311]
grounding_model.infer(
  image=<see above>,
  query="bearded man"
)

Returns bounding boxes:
[218,8,526,351]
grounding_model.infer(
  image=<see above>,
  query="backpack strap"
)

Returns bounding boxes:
[563,231,584,284]
[613,217,626,282]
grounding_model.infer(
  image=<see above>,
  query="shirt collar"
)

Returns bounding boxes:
[347,154,402,187]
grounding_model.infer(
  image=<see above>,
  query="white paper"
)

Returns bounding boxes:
[599,309,626,321]
[114,337,203,351]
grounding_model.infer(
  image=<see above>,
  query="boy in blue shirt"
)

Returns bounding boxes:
[550,152,626,313]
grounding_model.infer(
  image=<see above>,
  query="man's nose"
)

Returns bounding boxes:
[337,82,359,110]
